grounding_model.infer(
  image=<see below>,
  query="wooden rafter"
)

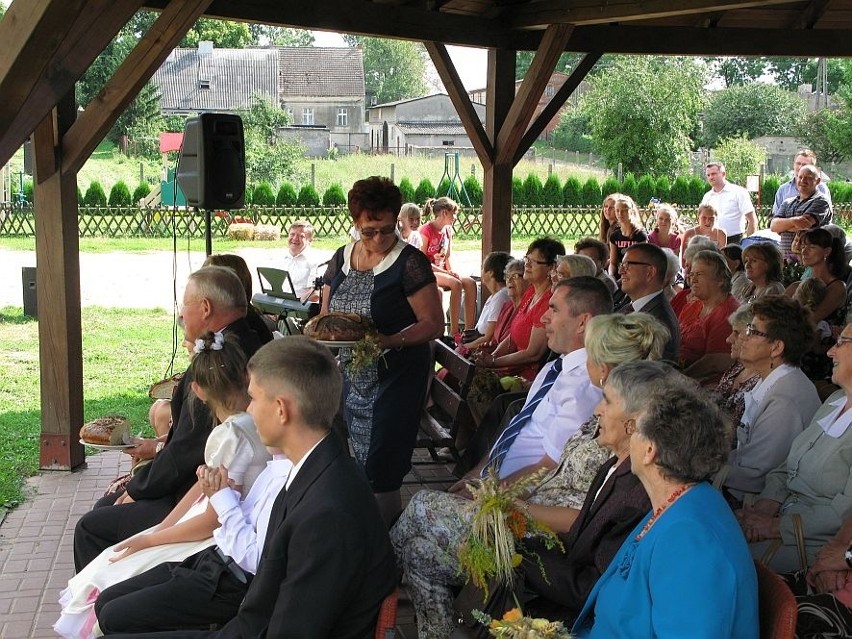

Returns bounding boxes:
[509,0,801,28]
[63,0,215,175]
[0,0,144,168]
[495,24,573,166]
[564,25,852,56]
[794,0,830,29]
[513,52,602,166]
[424,41,493,168]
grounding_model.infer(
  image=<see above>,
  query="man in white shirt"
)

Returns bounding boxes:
[771,149,832,216]
[450,276,612,491]
[701,162,757,244]
[97,338,396,639]
[281,220,321,299]
[95,453,294,634]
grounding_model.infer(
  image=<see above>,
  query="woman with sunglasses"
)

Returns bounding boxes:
[420,196,478,337]
[321,177,444,525]
[739,323,852,572]
[476,238,565,381]
[716,296,821,506]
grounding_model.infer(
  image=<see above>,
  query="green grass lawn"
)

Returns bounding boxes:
[0,306,176,508]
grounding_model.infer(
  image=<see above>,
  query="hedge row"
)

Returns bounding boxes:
[15,173,852,210]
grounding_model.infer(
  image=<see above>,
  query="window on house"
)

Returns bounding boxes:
[302,108,314,125]
[199,79,211,90]
[337,108,348,127]
[285,107,294,121]
[442,140,454,146]
[545,85,554,97]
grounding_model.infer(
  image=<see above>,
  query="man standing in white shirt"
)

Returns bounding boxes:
[281,220,321,299]
[701,162,757,244]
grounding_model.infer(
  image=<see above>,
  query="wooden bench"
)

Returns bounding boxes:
[414,338,476,470]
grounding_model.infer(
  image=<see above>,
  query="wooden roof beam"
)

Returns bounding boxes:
[424,42,494,168]
[0,0,144,168]
[794,0,830,29]
[63,0,215,176]
[563,25,852,56]
[513,52,602,165]
[143,0,519,49]
[0,0,90,128]
[509,0,801,28]
[496,24,573,166]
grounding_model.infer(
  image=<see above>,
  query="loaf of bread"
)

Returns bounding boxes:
[302,312,373,341]
[80,416,131,446]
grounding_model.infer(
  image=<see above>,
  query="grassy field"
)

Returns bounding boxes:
[0,306,176,508]
[66,150,606,196]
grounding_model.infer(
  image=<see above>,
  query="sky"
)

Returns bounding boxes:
[312,30,489,92]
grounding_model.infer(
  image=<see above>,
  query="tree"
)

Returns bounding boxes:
[297,185,320,206]
[276,183,298,205]
[795,109,849,164]
[552,107,594,153]
[580,57,705,177]
[322,184,346,206]
[343,36,427,103]
[582,177,602,206]
[249,25,314,46]
[703,84,807,148]
[562,177,582,206]
[239,95,304,186]
[463,175,483,206]
[181,18,251,48]
[768,58,810,92]
[713,135,766,185]
[542,174,562,205]
[398,177,416,203]
[704,57,769,87]
[108,181,132,206]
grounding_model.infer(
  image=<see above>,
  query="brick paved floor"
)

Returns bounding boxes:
[0,448,454,639]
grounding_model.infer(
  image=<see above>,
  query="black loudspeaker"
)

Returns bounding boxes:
[176,113,245,210]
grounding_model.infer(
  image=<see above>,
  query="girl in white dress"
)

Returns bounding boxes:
[55,331,271,639]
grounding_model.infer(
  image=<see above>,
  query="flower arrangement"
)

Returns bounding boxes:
[458,468,563,599]
[348,332,386,374]
[472,607,575,639]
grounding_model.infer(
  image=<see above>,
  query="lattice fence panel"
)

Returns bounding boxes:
[0,203,845,241]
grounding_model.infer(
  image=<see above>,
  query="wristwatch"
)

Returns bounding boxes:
[845,543,852,569]
[155,441,165,454]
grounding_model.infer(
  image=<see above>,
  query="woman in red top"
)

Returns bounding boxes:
[677,250,739,384]
[476,238,565,380]
[420,197,478,336]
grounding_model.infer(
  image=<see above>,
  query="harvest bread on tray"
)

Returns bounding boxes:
[79,416,131,446]
[302,312,373,341]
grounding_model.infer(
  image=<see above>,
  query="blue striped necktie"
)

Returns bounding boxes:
[481,357,563,477]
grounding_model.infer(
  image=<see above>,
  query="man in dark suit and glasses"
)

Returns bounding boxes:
[617,243,681,364]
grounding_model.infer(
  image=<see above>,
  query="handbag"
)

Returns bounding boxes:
[450,577,515,639]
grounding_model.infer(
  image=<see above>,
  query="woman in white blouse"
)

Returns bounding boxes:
[739,320,852,571]
[719,295,821,504]
[459,251,512,351]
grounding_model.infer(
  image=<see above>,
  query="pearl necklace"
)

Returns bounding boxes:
[634,484,693,541]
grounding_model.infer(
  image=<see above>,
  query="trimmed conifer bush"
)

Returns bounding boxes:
[542,174,562,205]
[562,176,583,206]
[132,182,152,204]
[83,181,107,207]
[322,184,346,206]
[253,182,276,205]
[398,177,415,203]
[414,179,435,204]
[276,182,297,206]
[582,177,602,206]
[297,184,321,206]
[463,175,483,206]
[108,180,132,206]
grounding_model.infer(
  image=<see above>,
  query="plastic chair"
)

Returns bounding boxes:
[374,588,398,639]
[754,560,797,639]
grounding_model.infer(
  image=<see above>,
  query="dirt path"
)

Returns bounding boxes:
[0,247,485,310]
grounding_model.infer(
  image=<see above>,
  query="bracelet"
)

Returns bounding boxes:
[155,441,165,454]
[396,332,406,351]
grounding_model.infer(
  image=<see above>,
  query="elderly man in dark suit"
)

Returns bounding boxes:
[103,337,397,639]
[617,243,681,364]
[74,266,268,571]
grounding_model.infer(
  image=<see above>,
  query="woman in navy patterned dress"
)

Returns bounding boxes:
[322,177,444,524]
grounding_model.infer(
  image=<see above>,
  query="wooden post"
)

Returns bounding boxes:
[482,49,515,256]
[33,93,84,470]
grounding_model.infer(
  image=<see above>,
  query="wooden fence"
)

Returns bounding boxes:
[1,203,848,240]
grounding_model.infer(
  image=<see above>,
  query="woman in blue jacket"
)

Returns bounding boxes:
[573,363,759,639]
